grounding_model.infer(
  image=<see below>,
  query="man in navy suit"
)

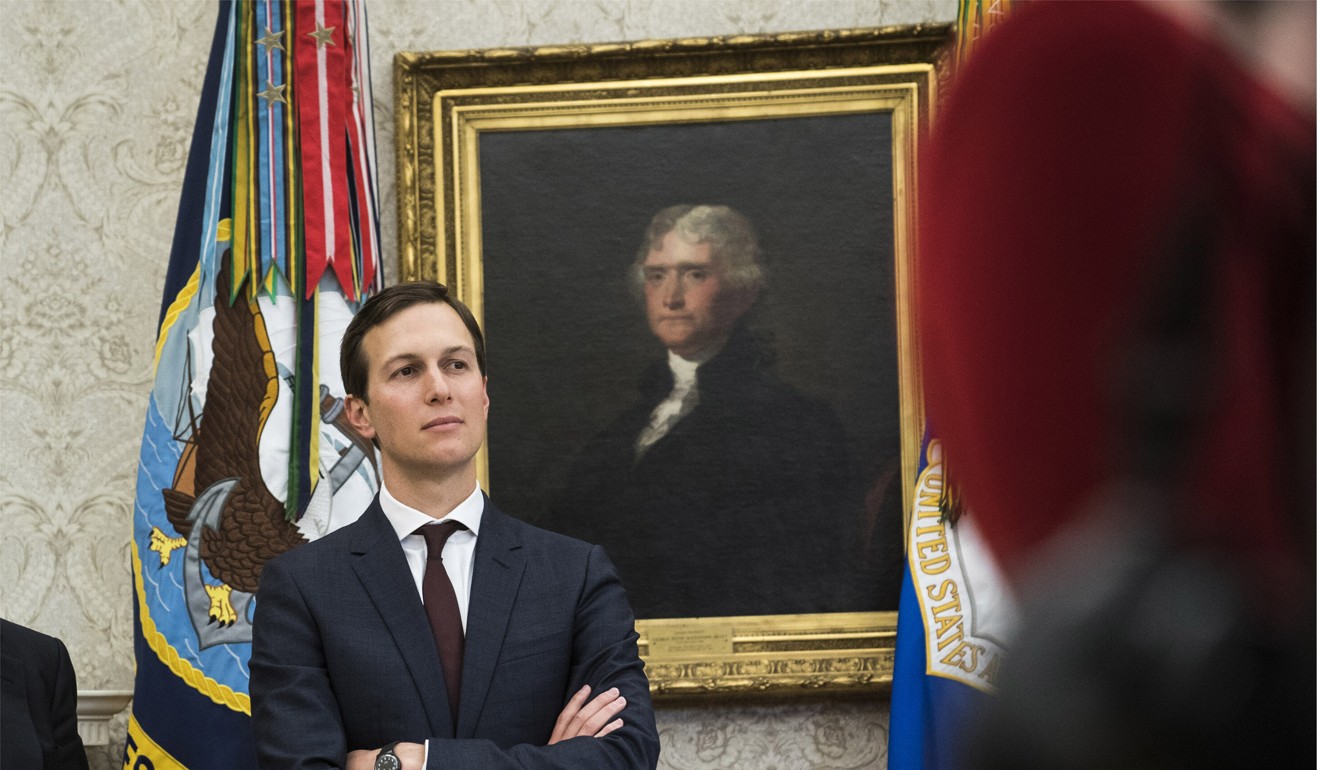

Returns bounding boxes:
[0,618,89,770]
[250,282,659,770]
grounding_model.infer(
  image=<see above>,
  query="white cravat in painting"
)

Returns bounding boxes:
[634,350,708,458]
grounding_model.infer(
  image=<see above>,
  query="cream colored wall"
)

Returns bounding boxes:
[0,1,948,767]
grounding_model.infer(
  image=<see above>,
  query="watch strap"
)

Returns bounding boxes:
[375,742,401,770]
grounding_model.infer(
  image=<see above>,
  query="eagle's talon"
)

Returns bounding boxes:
[149,527,187,567]
[204,583,238,625]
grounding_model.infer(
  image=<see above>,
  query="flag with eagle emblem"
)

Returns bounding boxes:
[126,2,381,767]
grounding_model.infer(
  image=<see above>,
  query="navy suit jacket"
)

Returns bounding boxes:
[250,496,659,769]
[0,619,89,770]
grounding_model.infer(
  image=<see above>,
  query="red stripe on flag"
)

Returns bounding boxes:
[293,0,352,298]
[320,0,354,299]
[293,0,329,290]
[344,2,376,298]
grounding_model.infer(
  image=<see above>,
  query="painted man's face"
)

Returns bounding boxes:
[641,231,755,359]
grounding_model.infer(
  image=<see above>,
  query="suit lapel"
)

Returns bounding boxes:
[349,499,455,736]
[455,497,526,739]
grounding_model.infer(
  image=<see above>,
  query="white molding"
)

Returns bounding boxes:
[76,690,133,746]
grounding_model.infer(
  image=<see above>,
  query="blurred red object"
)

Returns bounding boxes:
[917,0,1315,608]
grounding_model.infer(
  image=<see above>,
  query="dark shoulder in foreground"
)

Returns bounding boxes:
[258,504,378,576]
[486,501,599,558]
[1,618,67,658]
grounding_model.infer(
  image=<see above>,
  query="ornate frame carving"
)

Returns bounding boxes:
[396,25,950,698]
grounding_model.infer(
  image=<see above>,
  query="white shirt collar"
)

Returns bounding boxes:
[378,481,484,542]
[667,341,721,377]
[666,350,703,388]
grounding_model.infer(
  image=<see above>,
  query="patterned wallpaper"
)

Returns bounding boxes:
[0,1,947,767]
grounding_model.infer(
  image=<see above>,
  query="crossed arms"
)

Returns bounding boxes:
[250,538,659,770]
[345,684,630,769]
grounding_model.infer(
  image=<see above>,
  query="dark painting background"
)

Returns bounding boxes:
[479,111,905,614]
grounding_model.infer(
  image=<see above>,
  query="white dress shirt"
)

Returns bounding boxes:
[377,481,483,631]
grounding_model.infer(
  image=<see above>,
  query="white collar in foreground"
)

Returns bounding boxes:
[378,481,484,542]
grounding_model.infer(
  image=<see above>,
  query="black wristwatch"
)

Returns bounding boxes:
[374,742,402,770]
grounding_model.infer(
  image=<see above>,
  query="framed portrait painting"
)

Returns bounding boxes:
[396,25,950,696]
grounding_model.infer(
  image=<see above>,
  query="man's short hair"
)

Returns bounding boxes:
[629,204,766,295]
[340,281,486,402]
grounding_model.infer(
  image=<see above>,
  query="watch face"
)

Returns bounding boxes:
[375,752,402,770]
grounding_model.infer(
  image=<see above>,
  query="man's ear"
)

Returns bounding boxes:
[344,394,377,440]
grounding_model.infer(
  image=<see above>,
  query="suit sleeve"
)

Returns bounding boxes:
[250,556,349,770]
[48,637,89,770]
[425,545,660,769]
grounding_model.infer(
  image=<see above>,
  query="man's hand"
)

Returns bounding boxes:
[346,742,425,770]
[548,685,626,744]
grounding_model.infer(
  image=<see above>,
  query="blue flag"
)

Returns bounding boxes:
[888,435,1013,769]
[126,2,381,767]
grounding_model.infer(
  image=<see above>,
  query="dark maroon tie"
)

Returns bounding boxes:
[417,521,467,722]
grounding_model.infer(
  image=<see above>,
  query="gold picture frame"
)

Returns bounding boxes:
[396,25,949,698]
